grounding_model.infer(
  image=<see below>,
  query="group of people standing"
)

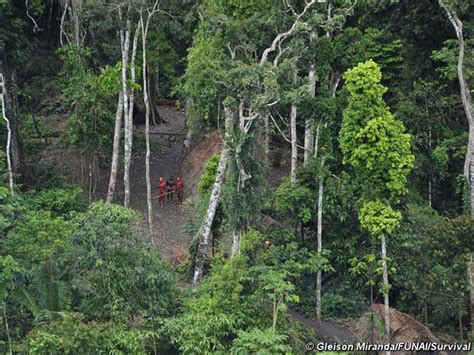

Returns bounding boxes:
[158,176,183,206]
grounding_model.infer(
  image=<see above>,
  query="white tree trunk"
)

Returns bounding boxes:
[193,107,234,285]
[0,73,14,197]
[106,89,124,203]
[141,4,158,237]
[231,229,241,257]
[124,20,140,208]
[316,156,325,323]
[290,104,297,183]
[468,123,474,217]
[141,18,153,236]
[120,18,131,206]
[264,114,270,162]
[304,63,316,165]
[381,233,391,349]
[439,1,473,217]
[469,257,474,338]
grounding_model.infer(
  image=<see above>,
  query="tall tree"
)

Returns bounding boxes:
[0,73,14,196]
[106,89,124,203]
[437,0,473,217]
[124,19,141,208]
[438,1,474,334]
[193,105,234,285]
[140,1,160,236]
[191,0,319,284]
[340,60,414,346]
[119,12,132,206]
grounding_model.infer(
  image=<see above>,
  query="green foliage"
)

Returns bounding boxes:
[222,134,269,232]
[26,313,155,354]
[393,204,473,334]
[198,154,220,195]
[359,200,402,236]
[362,28,404,84]
[274,178,313,224]
[165,256,249,353]
[351,115,413,196]
[0,255,21,304]
[166,228,326,353]
[431,38,474,82]
[3,210,72,267]
[340,61,390,162]
[179,28,225,123]
[26,187,88,217]
[230,327,291,354]
[0,152,21,237]
[2,0,474,346]
[67,202,177,323]
[58,44,117,154]
[321,292,361,320]
[340,60,414,236]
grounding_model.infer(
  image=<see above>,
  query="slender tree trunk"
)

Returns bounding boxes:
[329,70,341,98]
[272,294,278,331]
[193,107,234,285]
[316,156,325,324]
[304,63,316,165]
[313,123,321,160]
[120,18,131,206]
[290,104,297,183]
[88,156,93,200]
[59,0,68,45]
[469,127,474,217]
[2,303,12,355]
[316,15,331,317]
[428,122,432,207]
[231,229,241,256]
[106,90,124,203]
[469,257,474,338]
[141,7,157,237]
[71,0,82,47]
[8,70,22,174]
[381,233,391,349]
[0,73,14,196]
[264,114,270,162]
[439,5,474,335]
[123,20,140,208]
[439,2,473,217]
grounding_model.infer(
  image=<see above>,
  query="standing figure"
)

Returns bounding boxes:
[158,177,166,206]
[166,176,175,201]
[176,176,183,203]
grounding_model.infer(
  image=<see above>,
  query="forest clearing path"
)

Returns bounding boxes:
[98,106,191,264]
[132,106,190,264]
[288,309,355,343]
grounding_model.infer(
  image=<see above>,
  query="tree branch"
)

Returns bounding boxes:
[260,0,322,66]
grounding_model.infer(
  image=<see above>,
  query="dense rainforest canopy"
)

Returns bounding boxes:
[0,0,473,353]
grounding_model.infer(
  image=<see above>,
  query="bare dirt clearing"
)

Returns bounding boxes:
[96,106,191,264]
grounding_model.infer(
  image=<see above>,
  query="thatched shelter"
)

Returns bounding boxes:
[352,304,442,354]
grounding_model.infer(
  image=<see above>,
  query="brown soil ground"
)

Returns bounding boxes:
[181,130,223,199]
[94,106,191,265]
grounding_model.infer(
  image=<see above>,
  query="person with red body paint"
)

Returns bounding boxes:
[176,176,183,203]
[158,177,166,206]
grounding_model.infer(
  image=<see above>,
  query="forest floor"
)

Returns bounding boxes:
[288,309,355,344]
[96,106,191,265]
